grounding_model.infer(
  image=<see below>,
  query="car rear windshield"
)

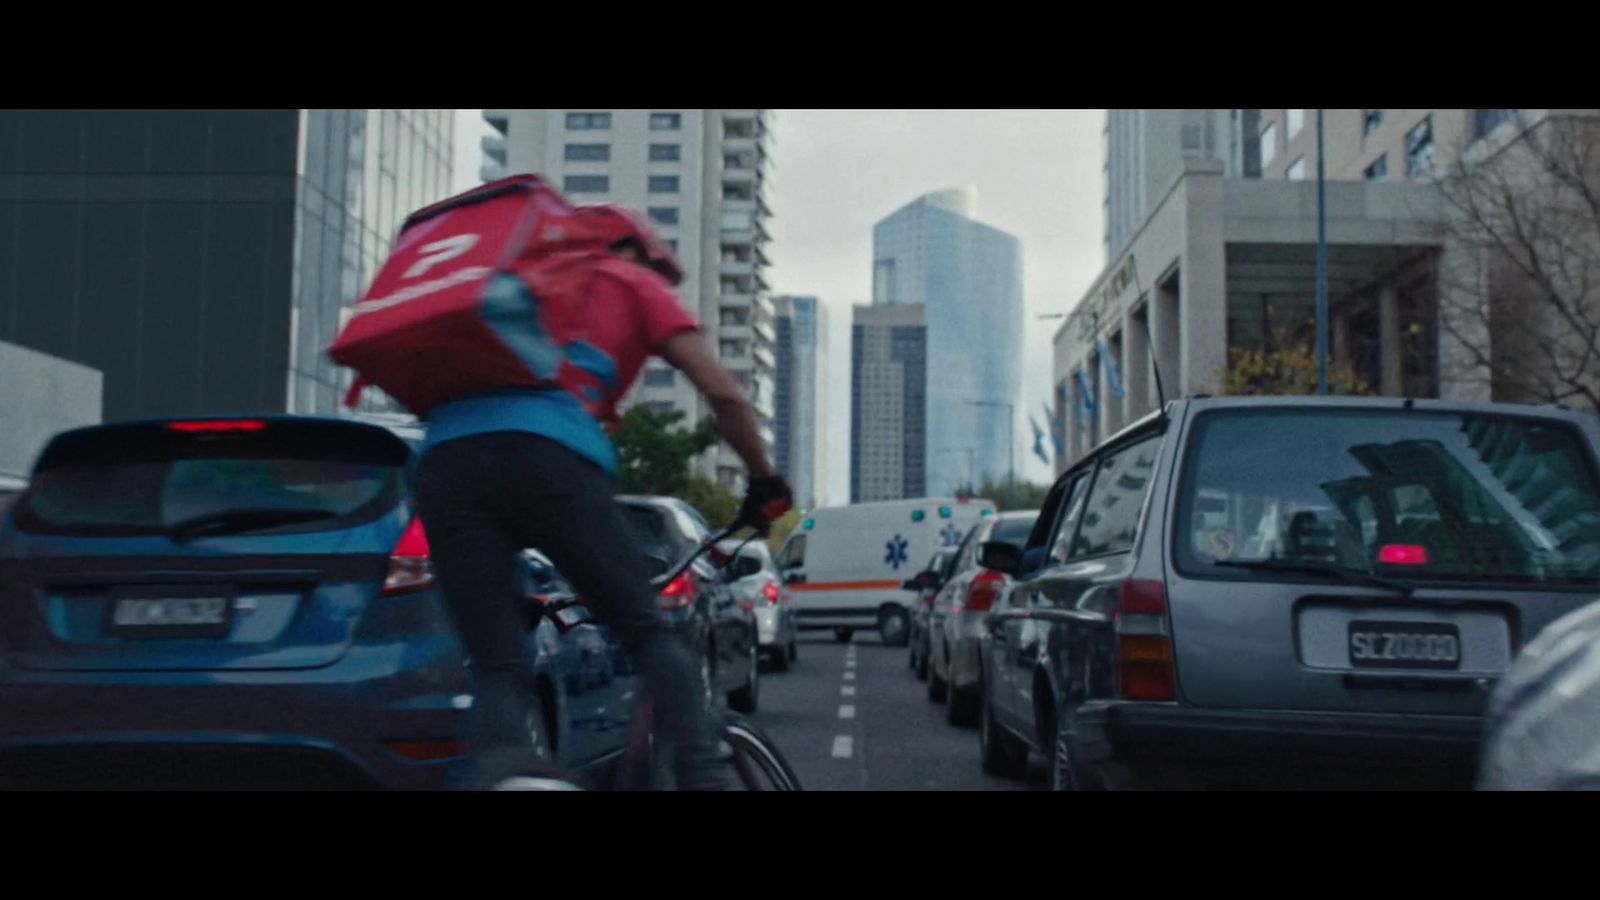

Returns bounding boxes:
[621,504,691,563]
[13,421,408,537]
[1175,409,1600,587]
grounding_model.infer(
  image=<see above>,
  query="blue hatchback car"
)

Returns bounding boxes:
[0,415,638,790]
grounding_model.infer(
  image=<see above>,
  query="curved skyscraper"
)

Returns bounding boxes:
[864,189,1023,498]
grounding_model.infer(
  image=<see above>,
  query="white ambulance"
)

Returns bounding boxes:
[772,497,997,645]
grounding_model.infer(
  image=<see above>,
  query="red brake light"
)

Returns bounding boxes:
[383,516,434,596]
[383,739,468,762]
[965,569,1007,612]
[762,582,781,605]
[659,573,695,610]
[1378,544,1429,565]
[167,419,267,433]
[1114,579,1176,702]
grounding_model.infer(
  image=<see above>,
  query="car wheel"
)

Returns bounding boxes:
[947,685,979,727]
[927,664,948,703]
[771,642,791,673]
[833,628,854,643]
[788,638,798,663]
[879,607,910,646]
[916,640,930,681]
[729,644,760,714]
[979,685,1029,778]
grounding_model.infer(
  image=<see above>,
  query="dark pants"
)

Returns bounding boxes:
[414,431,725,789]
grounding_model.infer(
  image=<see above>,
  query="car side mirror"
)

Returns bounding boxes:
[1015,546,1047,579]
[902,570,940,592]
[978,541,1022,577]
[783,571,805,585]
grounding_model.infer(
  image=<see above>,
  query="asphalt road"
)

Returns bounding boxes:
[745,630,1044,790]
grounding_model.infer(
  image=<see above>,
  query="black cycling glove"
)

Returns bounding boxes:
[738,475,794,535]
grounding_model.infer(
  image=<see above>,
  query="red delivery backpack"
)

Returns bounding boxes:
[327,175,615,417]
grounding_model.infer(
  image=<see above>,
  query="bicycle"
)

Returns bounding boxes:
[499,519,804,791]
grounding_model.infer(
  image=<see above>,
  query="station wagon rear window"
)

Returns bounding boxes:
[1174,409,1600,586]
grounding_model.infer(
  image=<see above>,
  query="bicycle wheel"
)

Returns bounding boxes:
[720,712,803,791]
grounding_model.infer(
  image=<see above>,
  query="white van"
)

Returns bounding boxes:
[772,498,997,645]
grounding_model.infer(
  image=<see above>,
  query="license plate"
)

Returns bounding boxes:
[107,594,232,639]
[1348,620,1461,670]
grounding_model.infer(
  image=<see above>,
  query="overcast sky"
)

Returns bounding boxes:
[454,109,1108,504]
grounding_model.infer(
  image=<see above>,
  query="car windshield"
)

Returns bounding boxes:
[1175,408,1600,587]
[13,422,406,537]
[990,515,1038,546]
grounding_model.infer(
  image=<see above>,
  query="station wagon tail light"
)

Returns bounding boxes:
[382,516,435,596]
[1378,544,1429,565]
[659,573,695,610]
[965,569,1007,613]
[762,582,781,605]
[1114,579,1176,702]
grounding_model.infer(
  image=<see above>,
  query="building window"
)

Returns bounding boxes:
[648,207,679,225]
[645,401,677,416]
[648,175,680,194]
[1259,121,1278,168]
[649,143,681,162]
[643,368,676,387]
[566,112,611,130]
[1287,108,1305,138]
[1287,158,1306,181]
[1363,109,1384,137]
[564,175,609,193]
[1475,109,1515,140]
[1365,154,1388,181]
[649,112,682,131]
[1406,116,1435,179]
[564,143,610,162]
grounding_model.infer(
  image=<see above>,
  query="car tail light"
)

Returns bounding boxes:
[1114,579,1176,702]
[659,573,695,610]
[1378,544,1429,565]
[965,569,1007,613]
[762,582,781,606]
[384,739,468,762]
[383,516,435,597]
[166,419,267,433]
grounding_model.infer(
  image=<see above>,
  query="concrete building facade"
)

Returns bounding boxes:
[0,342,102,487]
[483,109,777,489]
[1054,158,1454,469]
[851,303,925,503]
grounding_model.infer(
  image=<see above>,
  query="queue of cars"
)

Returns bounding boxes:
[0,414,801,789]
[907,395,1600,791]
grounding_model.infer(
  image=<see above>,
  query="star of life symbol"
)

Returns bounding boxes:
[885,534,909,569]
[940,523,963,548]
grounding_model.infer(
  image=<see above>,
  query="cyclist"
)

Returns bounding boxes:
[412,204,792,790]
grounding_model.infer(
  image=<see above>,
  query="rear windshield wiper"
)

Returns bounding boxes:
[167,508,343,542]
[1212,558,1413,596]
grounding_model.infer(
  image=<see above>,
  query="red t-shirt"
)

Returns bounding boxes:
[557,257,702,427]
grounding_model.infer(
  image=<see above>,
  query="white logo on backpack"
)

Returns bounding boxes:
[402,234,480,279]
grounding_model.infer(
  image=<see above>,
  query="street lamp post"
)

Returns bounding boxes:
[964,399,1015,509]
